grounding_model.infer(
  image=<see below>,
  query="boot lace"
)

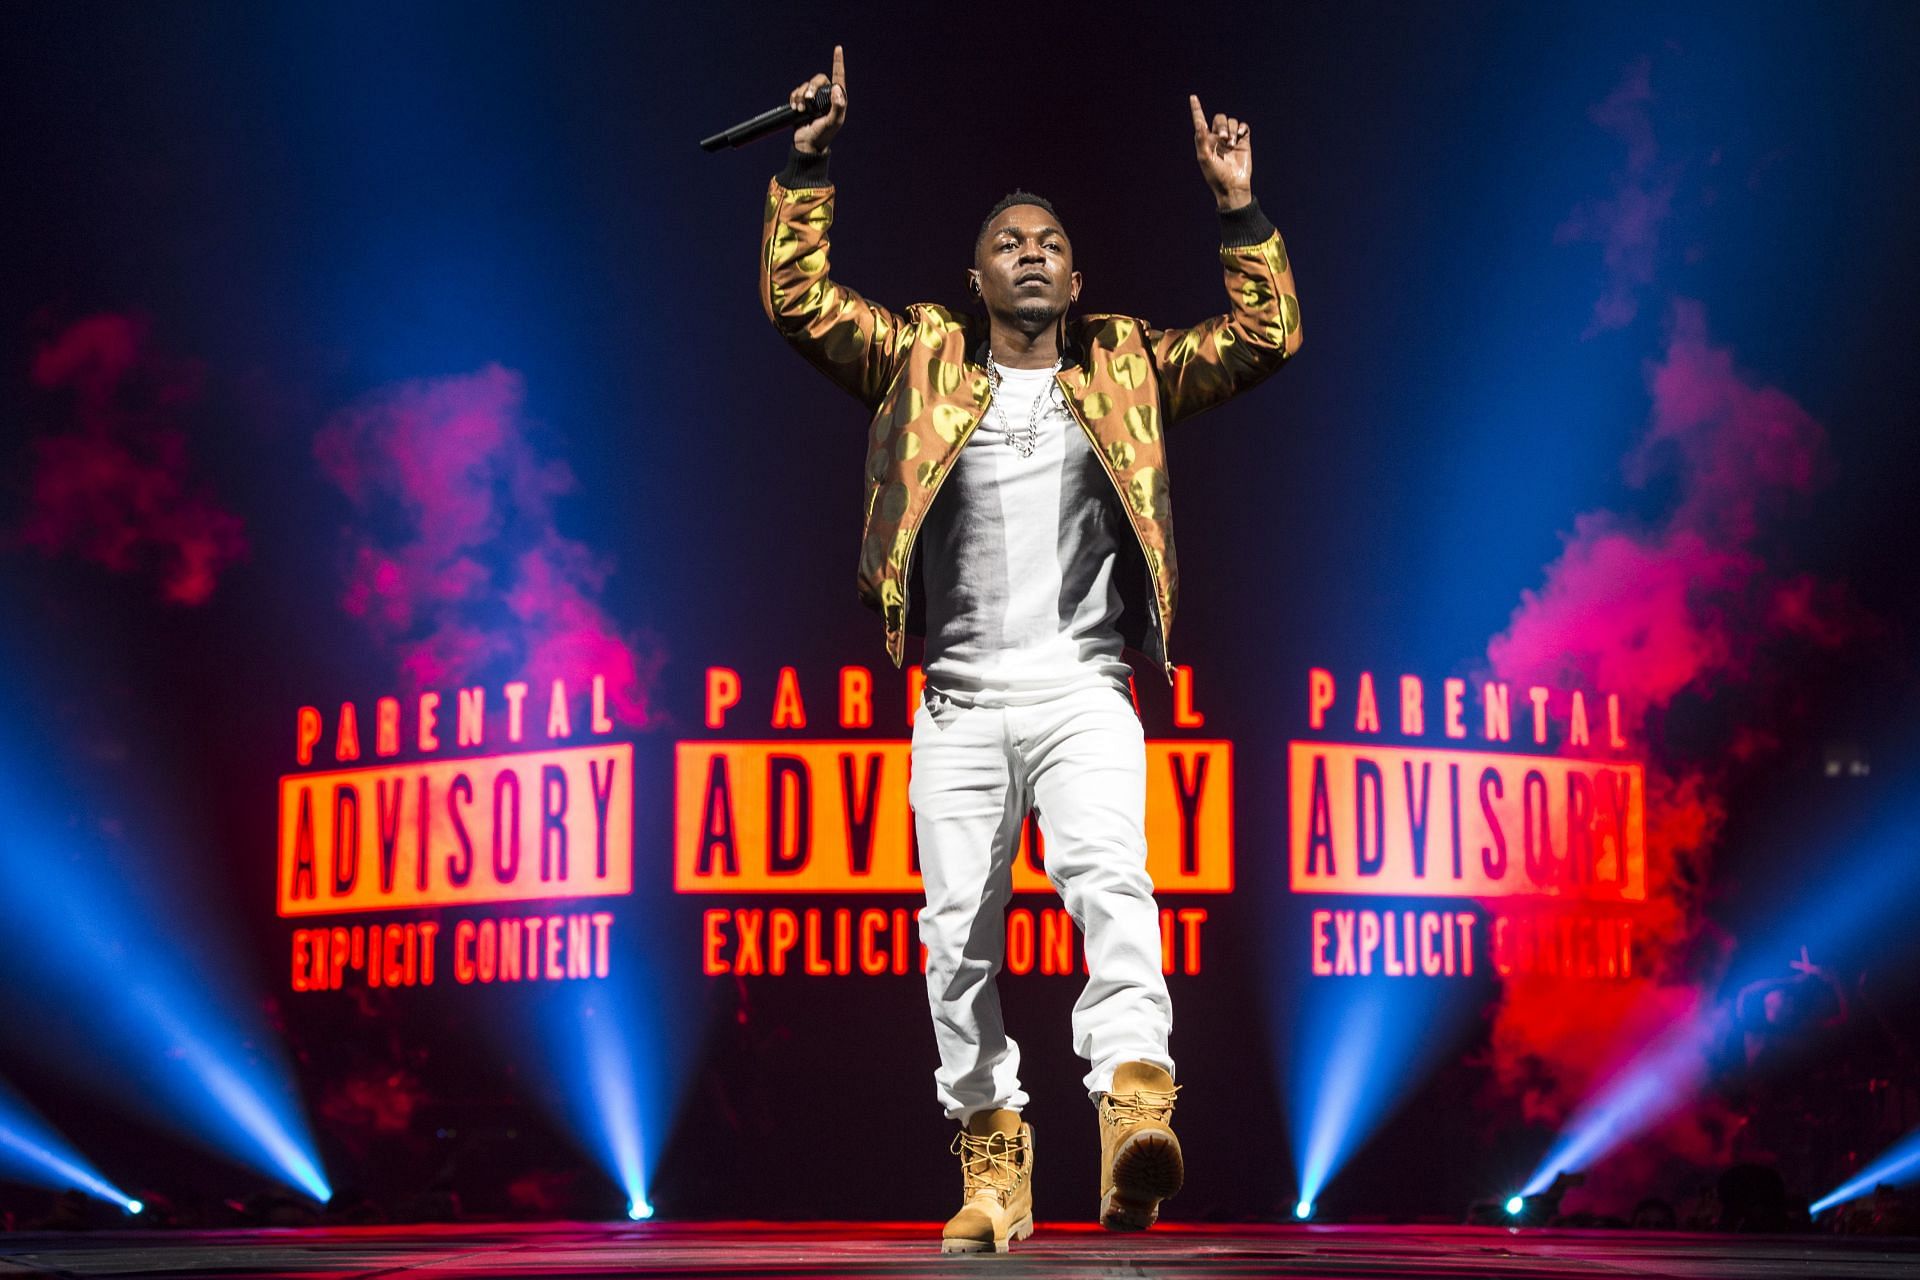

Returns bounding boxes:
[1099,1084,1180,1130]
[950,1129,1028,1204]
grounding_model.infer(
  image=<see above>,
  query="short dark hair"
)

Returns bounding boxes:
[975,190,1066,252]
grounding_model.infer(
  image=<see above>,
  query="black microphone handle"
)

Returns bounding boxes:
[699,84,833,152]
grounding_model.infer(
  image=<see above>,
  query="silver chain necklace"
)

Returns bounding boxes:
[984,349,1063,459]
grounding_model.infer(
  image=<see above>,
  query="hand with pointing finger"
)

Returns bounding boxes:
[790,44,848,157]
[1189,94,1252,211]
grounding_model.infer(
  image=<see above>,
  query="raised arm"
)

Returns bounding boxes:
[758,45,911,410]
[1144,94,1303,425]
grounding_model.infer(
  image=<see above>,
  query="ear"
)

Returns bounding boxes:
[1069,269,1083,304]
[967,270,982,296]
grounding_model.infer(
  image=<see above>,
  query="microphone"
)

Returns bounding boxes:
[700,85,833,152]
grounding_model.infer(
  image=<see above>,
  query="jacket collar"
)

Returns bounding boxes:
[963,309,1090,373]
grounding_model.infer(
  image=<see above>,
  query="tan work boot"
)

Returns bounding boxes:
[940,1108,1035,1254]
[1096,1061,1183,1230]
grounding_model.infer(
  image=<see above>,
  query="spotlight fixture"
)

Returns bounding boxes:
[1473,1176,1581,1227]
[125,1199,144,1216]
[627,1197,654,1221]
[1293,1200,1313,1220]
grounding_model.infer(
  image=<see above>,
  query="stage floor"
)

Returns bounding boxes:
[0,1221,1914,1279]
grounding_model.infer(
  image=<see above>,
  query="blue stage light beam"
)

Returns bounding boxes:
[582,996,648,1217]
[1522,1005,1716,1196]
[524,979,670,1220]
[129,988,332,1202]
[1723,816,1920,994]
[1289,974,1468,1214]
[0,745,332,1204]
[1812,1126,1920,1214]
[0,1076,139,1211]
[1294,995,1382,1212]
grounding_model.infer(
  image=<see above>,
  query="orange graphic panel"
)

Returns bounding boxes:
[1287,742,1644,900]
[675,740,1232,893]
[278,745,633,916]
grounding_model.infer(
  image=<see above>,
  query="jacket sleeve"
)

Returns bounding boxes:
[759,146,912,411]
[1144,198,1302,425]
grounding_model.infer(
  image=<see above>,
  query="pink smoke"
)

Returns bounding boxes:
[1487,299,1844,714]
[1555,57,1678,338]
[13,313,245,605]
[313,363,663,724]
[1479,58,1875,1187]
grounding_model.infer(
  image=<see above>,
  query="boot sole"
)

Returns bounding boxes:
[1100,1132,1183,1231]
[940,1213,1034,1254]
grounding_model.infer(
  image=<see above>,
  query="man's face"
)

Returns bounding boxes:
[973,204,1081,326]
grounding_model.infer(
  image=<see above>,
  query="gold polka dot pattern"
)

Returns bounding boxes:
[903,386,926,418]
[1128,467,1169,520]
[1163,331,1203,366]
[821,318,865,363]
[1108,352,1148,389]
[930,403,973,443]
[1124,405,1160,443]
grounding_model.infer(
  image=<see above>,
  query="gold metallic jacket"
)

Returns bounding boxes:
[759,150,1302,684]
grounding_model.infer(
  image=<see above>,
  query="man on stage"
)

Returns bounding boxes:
[758,45,1301,1253]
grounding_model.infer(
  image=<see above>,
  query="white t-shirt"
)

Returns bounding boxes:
[917,360,1134,706]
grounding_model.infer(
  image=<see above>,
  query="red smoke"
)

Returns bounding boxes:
[313,363,662,724]
[1479,60,1869,1187]
[14,313,245,605]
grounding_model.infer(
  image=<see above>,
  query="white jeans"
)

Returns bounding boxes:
[909,679,1175,1122]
